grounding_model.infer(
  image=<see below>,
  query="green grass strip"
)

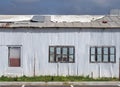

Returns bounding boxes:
[0,75,118,82]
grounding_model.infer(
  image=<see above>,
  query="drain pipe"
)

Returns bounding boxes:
[57,62,59,76]
[68,63,69,76]
[33,54,36,77]
[98,64,100,78]
[119,58,120,81]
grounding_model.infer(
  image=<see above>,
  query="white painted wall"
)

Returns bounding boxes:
[0,28,119,78]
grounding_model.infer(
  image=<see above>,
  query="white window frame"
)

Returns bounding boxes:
[8,45,22,67]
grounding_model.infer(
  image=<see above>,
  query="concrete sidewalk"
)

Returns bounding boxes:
[0,82,120,86]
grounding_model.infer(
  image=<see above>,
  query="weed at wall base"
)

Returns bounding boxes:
[0,75,118,81]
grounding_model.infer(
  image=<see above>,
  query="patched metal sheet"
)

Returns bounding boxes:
[31,15,45,22]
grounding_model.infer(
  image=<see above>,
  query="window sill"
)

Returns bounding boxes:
[49,62,75,63]
[90,62,116,63]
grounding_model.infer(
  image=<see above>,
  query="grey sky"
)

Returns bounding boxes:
[0,0,120,15]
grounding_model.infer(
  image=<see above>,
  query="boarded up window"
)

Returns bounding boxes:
[8,47,21,67]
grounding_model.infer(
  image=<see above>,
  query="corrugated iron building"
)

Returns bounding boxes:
[0,15,120,78]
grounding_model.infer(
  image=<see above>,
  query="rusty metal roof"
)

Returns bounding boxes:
[0,15,120,29]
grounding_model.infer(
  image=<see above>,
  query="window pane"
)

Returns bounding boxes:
[110,55,115,62]
[91,55,95,62]
[62,55,67,58]
[9,47,21,67]
[90,46,116,63]
[56,55,61,62]
[110,47,115,54]
[91,47,95,54]
[50,47,54,54]
[62,55,68,62]
[69,47,74,54]
[103,48,108,54]
[69,55,74,62]
[97,48,102,54]
[97,55,102,62]
[62,48,67,54]
[56,47,61,54]
[50,55,54,62]
[49,46,75,63]
[9,47,20,59]
[103,55,108,62]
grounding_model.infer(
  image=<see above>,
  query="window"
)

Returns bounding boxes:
[49,46,75,63]
[8,47,21,67]
[90,46,116,63]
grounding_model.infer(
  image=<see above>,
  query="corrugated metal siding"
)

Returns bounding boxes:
[0,28,119,78]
